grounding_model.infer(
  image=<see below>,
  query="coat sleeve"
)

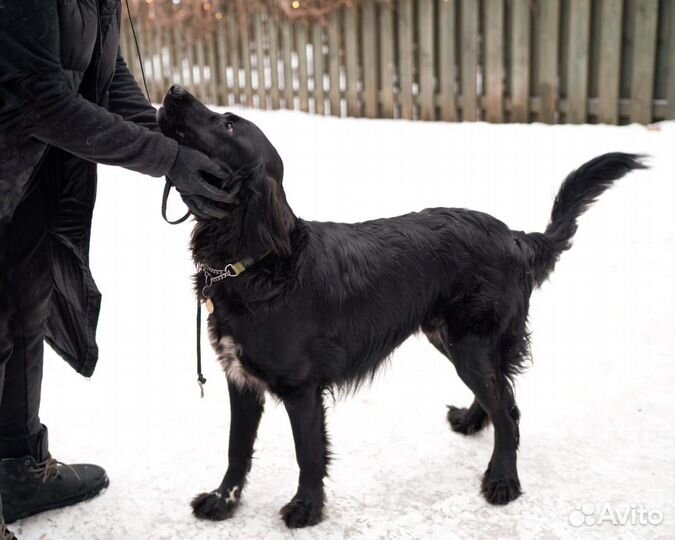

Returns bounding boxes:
[108,50,161,132]
[0,0,177,178]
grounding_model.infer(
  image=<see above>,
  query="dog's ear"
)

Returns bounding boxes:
[241,165,295,256]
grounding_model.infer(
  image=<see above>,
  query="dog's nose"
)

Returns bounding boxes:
[170,84,187,96]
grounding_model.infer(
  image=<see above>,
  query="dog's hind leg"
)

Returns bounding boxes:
[447,399,489,435]
[425,326,490,435]
[279,384,328,528]
[443,334,522,505]
[192,380,264,520]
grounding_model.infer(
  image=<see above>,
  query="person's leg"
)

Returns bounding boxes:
[0,151,108,524]
[0,178,52,460]
[0,224,17,540]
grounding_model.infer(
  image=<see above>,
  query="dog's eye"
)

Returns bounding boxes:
[224,121,234,132]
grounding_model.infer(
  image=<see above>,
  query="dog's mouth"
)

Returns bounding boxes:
[157,102,186,142]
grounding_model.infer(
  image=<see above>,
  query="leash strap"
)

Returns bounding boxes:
[196,298,206,398]
[161,179,191,225]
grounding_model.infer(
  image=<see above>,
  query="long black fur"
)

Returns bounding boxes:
[157,86,646,528]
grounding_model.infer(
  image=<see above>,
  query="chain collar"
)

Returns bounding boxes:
[198,252,269,298]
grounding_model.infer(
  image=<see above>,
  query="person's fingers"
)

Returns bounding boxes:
[191,175,238,203]
[182,194,228,219]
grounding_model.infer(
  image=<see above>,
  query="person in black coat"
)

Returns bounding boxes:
[0,1,230,535]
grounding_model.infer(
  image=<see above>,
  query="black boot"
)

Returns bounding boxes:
[1,497,17,540]
[0,428,108,524]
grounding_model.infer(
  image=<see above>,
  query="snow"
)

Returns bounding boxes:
[10,112,675,540]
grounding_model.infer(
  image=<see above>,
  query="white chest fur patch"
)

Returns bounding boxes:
[211,334,267,394]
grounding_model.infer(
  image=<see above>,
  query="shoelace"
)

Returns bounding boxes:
[28,455,80,483]
[0,518,16,540]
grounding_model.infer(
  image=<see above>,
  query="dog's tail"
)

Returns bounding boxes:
[526,152,647,286]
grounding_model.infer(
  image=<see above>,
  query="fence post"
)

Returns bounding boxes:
[566,0,590,124]
[268,12,281,110]
[630,0,658,124]
[536,0,560,124]
[398,0,414,120]
[379,2,395,119]
[254,11,267,109]
[418,0,435,120]
[484,0,504,123]
[296,22,310,112]
[328,11,341,116]
[510,0,530,122]
[344,6,360,116]
[597,0,622,124]
[438,0,457,122]
[668,0,675,120]
[461,0,479,121]
[226,5,241,104]
[281,18,294,109]
[313,22,326,115]
[362,1,378,118]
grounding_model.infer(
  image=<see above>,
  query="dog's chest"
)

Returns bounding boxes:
[208,328,267,394]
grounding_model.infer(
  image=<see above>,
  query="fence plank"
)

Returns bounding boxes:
[268,12,281,109]
[567,0,591,123]
[438,0,456,121]
[254,11,267,109]
[239,6,253,107]
[141,17,157,99]
[484,0,504,122]
[461,0,478,121]
[227,6,241,103]
[281,18,294,108]
[668,0,675,119]
[362,1,378,118]
[296,23,310,112]
[152,18,167,99]
[398,0,414,119]
[379,2,395,118]
[418,0,435,120]
[344,6,359,116]
[216,15,229,105]
[630,0,658,123]
[328,11,341,116]
[536,0,559,123]
[206,28,219,104]
[195,35,208,101]
[510,0,530,122]
[313,22,325,115]
[596,0,622,124]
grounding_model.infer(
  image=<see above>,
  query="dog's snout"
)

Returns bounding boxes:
[170,84,187,96]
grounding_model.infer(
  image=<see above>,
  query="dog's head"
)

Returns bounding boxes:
[158,85,284,184]
[158,85,294,256]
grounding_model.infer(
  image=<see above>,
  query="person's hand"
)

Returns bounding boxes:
[168,145,235,219]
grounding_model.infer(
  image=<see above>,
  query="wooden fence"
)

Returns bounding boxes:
[120,0,675,124]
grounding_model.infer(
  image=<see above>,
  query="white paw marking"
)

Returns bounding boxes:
[226,485,239,504]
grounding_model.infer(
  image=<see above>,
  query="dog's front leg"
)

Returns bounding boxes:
[192,380,264,520]
[279,385,328,528]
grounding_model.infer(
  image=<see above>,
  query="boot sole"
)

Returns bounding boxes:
[4,474,109,524]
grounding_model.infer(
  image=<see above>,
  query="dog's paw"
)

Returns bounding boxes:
[447,405,487,435]
[279,495,324,528]
[191,488,240,521]
[481,474,522,505]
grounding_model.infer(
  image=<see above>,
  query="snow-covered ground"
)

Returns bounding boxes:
[10,112,674,540]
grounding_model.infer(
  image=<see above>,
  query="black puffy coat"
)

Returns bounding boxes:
[0,0,178,376]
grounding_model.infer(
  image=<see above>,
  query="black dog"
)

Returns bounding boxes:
[158,85,645,528]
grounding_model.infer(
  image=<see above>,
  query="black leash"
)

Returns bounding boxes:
[125,0,151,100]
[196,296,206,397]
[125,0,201,393]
